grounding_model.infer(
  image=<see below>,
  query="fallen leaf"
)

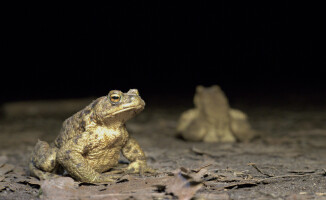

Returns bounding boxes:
[179,164,211,182]
[41,177,79,200]
[40,175,173,200]
[0,176,4,181]
[24,176,41,186]
[206,172,245,182]
[90,176,172,200]
[0,182,23,192]
[199,192,230,200]
[191,163,212,173]
[166,170,203,200]
[222,181,258,190]
[190,168,208,182]
[17,176,41,189]
[3,171,39,188]
[204,168,254,183]
[0,164,15,176]
[0,182,6,191]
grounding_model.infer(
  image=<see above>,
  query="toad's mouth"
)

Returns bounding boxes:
[106,105,144,118]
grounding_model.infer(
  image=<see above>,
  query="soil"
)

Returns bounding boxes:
[0,95,326,200]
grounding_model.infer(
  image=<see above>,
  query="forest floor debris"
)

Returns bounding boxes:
[1,100,326,199]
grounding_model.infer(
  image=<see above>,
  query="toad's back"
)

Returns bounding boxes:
[54,98,102,148]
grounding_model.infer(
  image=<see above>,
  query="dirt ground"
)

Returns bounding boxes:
[0,95,326,200]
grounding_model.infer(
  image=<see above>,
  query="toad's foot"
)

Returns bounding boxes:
[124,160,156,175]
[93,174,118,183]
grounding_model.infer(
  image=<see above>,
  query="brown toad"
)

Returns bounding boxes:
[177,85,256,142]
[29,89,154,183]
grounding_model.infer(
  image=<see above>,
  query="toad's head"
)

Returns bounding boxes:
[93,89,145,123]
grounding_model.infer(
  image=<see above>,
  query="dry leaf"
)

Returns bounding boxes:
[17,176,41,187]
[0,181,25,192]
[166,170,203,200]
[222,181,258,190]
[40,175,173,200]
[0,182,6,191]
[199,192,230,200]
[87,176,172,200]
[26,177,41,185]
[190,169,208,182]
[208,172,245,182]
[41,177,79,200]
[0,164,15,176]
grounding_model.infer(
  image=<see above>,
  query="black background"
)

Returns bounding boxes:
[2,2,325,104]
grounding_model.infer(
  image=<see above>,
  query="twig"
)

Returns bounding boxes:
[248,163,274,177]
[248,163,318,181]
[219,173,314,191]
[257,174,313,184]
[287,169,315,175]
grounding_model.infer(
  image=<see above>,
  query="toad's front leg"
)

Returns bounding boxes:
[122,137,155,174]
[56,132,117,183]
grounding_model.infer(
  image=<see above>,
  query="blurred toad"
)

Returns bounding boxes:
[177,85,256,142]
[29,89,154,183]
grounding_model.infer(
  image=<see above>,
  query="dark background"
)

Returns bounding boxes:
[1,2,325,104]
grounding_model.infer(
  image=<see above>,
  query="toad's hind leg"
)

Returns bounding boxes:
[29,140,60,180]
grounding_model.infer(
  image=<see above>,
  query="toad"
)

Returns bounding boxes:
[29,89,154,183]
[177,85,256,142]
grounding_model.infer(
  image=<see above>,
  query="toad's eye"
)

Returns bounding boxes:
[109,94,121,103]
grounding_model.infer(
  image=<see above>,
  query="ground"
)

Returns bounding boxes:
[0,95,326,200]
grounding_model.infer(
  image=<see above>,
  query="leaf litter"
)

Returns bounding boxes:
[2,102,326,199]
